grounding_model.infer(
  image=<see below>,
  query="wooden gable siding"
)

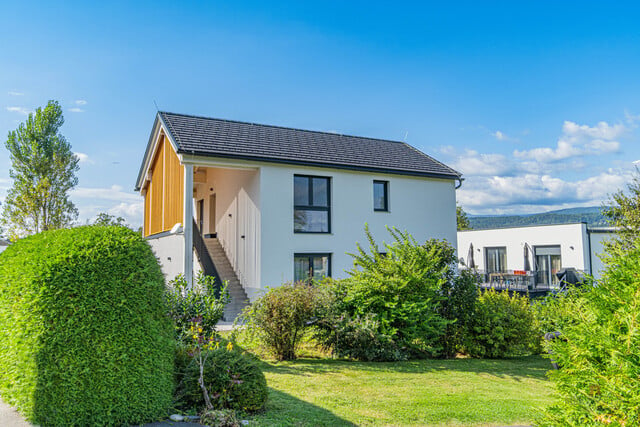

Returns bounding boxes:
[143,133,184,237]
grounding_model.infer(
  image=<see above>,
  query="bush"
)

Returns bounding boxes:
[439,269,480,358]
[166,273,229,342]
[200,409,240,427]
[239,282,321,360]
[464,289,539,358]
[0,226,174,426]
[537,240,640,426]
[315,311,406,361]
[174,343,267,412]
[314,227,456,360]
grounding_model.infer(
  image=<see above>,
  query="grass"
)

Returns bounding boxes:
[239,355,554,426]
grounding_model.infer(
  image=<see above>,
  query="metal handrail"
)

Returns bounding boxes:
[192,219,223,296]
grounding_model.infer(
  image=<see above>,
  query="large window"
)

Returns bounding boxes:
[294,175,331,233]
[373,180,389,211]
[294,253,331,282]
[485,247,507,274]
[535,245,562,288]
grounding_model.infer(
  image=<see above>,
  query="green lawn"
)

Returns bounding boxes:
[243,356,554,427]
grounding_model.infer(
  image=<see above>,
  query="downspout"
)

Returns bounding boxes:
[586,225,593,276]
[455,177,464,189]
[184,164,194,287]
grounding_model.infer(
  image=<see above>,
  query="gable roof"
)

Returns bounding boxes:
[136,111,461,190]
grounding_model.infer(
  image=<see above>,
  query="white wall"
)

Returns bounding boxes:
[259,163,457,298]
[588,229,616,280]
[457,223,588,273]
[193,167,261,292]
[146,232,185,282]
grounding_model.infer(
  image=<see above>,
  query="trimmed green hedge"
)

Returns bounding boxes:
[0,226,174,426]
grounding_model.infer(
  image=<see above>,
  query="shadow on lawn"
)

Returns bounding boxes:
[244,388,356,427]
[261,355,551,381]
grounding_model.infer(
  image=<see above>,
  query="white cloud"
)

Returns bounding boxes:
[514,120,624,162]
[74,152,92,164]
[6,106,32,115]
[7,91,23,96]
[458,169,632,215]
[493,130,505,140]
[68,107,84,113]
[452,149,513,176]
[75,99,87,105]
[71,185,140,202]
[108,202,144,219]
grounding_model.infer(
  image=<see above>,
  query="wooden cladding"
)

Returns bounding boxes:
[143,133,184,236]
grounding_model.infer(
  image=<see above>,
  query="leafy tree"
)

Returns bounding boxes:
[457,204,471,230]
[91,212,127,227]
[1,101,79,236]
[603,167,640,252]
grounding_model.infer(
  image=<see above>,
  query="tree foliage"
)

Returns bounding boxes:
[456,205,471,230]
[603,167,640,253]
[314,226,459,360]
[1,100,79,237]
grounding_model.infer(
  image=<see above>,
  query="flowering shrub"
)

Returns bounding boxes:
[165,273,229,342]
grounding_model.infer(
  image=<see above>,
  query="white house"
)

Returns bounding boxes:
[135,112,461,319]
[457,223,616,292]
[0,239,9,254]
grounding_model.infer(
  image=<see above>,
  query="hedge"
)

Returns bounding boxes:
[0,226,174,426]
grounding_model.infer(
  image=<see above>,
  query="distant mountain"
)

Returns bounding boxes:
[468,206,609,230]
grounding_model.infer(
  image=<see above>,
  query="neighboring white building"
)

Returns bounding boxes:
[136,112,461,319]
[0,239,9,254]
[457,223,616,290]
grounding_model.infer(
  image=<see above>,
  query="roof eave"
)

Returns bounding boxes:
[177,149,461,180]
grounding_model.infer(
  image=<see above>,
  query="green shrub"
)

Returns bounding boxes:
[314,227,455,360]
[464,289,538,358]
[0,226,174,426]
[537,240,640,426]
[174,343,267,412]
[239,281,321,360]
[439,269,480,358]
[315,310,406,361]
[200,409,240,427]
[166,273,229,342]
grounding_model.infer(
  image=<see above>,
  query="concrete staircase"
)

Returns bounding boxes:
[203,237,250,324]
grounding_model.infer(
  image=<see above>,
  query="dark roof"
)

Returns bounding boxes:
[156,111,460,179]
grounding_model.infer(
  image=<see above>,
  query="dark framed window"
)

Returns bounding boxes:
[294,253,331,282]
[373,180,389,211]
[485,247,507,274]
[294,175,331,233]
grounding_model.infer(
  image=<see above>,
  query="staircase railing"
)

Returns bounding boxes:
[192,219,223,296]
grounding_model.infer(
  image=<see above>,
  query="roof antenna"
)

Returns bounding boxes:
[403,131,409,141]
[153,100,159,112]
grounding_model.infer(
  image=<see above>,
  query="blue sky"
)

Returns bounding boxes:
[2,1,640,226]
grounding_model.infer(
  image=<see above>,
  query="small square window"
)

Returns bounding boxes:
[373,180,389,211]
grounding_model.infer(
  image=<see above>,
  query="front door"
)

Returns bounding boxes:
[209,194,216,236]
[197,199,204,236]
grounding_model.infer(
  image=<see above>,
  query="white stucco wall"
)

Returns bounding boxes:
[587,229,616,280]
[146,233,185,282]
[193,166,261,291]
[457,223,589,273]
[258,163,457,298]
